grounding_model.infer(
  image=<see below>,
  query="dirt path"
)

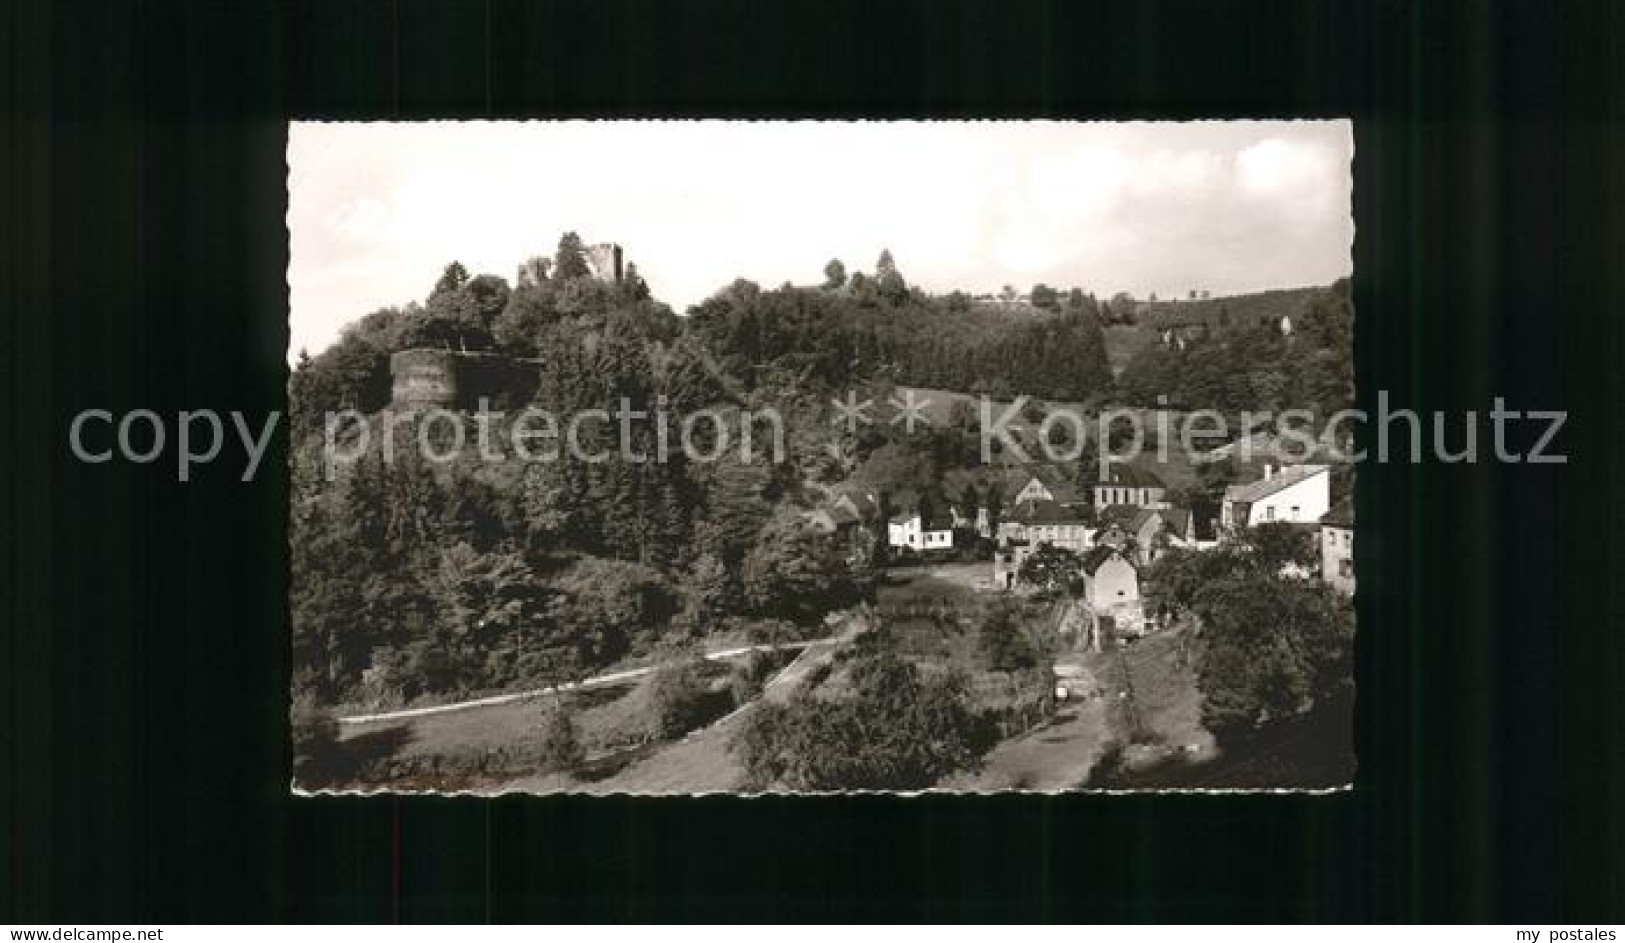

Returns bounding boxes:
[498,611,871,795]
[939,697,1113,792]
[338,639,819,727]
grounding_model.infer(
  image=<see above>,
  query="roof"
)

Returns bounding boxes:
[1224,464,1329,504]
[1128,507,1192,536]
[828,503,863,526]
[1081,544,1133,575]
[1160,507,1192,534]
[889,507,954,531]
[1320,498,1354,528]
[1010,467,1083,504]
[830,489,879,521]
[1012,499,1090,526]
[1094,462,1165,490]
[1098,504,1142,527]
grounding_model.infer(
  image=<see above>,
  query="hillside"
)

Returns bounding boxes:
[1136,286,1329,331]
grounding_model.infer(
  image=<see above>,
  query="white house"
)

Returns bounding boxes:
[887,509,954,552]
[1083,548,1139,611]
[1000,499,1093,553]
[1221,463,1331,530]
[1081,546,1154,634]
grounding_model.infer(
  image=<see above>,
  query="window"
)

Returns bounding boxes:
[1290,505,1300,519]
[1266,506,1276,521]
[1339,559,1353,578]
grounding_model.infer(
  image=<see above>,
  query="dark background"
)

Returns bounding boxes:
[2,0,1621,923]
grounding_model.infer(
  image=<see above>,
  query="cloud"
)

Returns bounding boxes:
[288,120,1352,360]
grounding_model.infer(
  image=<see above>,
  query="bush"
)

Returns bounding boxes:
[291,695,341,777]
[645,661,730,740]
[727,650,789,706]
[735,648,996,791]
[537,704,585,773]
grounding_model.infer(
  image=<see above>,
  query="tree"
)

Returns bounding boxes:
[1017,545,1083,594]
[465,273,511,328]
[875,249,908,305]
[644,660,723,740]
[977,600,1042,670]
[288,331,390,432]
[1244,521,1318,574]
[1192,571,1353,740]
[537,704,585,772]
[434,261,470,296]
[823,258,847,290]
[553,231,590,280]
[847,272,879,307]
[1030,283,1059,310]
[741,517,862,622]
[735,646,992,791]
[550,558,677,678]
[621,262,651,301]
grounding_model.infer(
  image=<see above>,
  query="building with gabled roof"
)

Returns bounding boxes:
[1009,467,1085,508]
[1221,463,1331,530]
[1320,498,1355,595]
[1124,506,1195,565]
[887,505,955,553]
[1091,462,1167,511]
[1080,546,1142,624]
[999,498,1092,554]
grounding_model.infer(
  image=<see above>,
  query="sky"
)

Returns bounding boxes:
[287,120,1352,360]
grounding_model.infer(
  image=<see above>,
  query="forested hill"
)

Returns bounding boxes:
[1136,286,1327,331]
[684,279,1114,403]
[1115,279,1353,417]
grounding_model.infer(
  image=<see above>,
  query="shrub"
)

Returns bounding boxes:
[291,694,341,782]
[735,649,996,791]
[644,661,729,740]
[727,650,787,706]
[537,704,585,773]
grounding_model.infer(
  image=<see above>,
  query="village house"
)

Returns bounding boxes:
[887,507,955,553]
[805,489,883,564]
[947,493,993,537]
[1091,463,1167,511]
[1221,463,1331,531]
[1320,498,1355,595]
[1124,506,1195,566]
[1081,546,1152,634]
[1001,499,1092,553]
[1009,468,1086,509]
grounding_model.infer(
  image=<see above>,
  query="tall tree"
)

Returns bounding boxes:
[823,258,847,290]
[875,249,907,304]
[553,231,590,280]
[433,261,470,296]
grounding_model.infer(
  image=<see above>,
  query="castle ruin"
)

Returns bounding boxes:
[584,243,624,283]
[389,349,542,411]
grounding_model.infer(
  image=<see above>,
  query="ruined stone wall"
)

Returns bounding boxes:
[390,349,461,407]
[389,349,541,410]
[585,243,624,283]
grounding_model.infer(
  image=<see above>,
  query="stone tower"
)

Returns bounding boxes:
[584,243,624,283]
